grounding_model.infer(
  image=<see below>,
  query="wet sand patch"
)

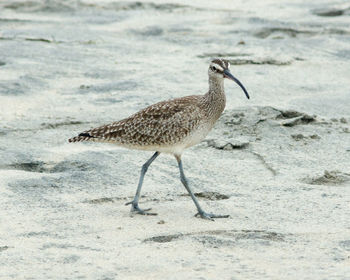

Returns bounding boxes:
[2,161,47,173]
[197,52,251,58]
[0,159,96,175]
[304,170,350,186]
[179,191,230,201]
[291,134,321,141]
[312,7,350,17]
[228,58,292,66]
[0,246,10,252]
[40,121,84,129]
[144,230,285,245]
[254,27,316,39]
[206,138,249,150]
[84,196,126,204]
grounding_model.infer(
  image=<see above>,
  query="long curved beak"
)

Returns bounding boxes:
[224,69,250,99]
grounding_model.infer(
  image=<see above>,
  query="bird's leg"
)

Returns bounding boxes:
[175,155,230,221]
[126,152,160,216]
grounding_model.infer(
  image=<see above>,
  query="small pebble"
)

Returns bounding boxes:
[340,117,347,124]
[223,143,233,150]
[310,134,321,140]
[157,220,165,224]
[291,134,305,141]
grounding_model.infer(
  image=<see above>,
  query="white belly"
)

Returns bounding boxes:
[164,123,214,154]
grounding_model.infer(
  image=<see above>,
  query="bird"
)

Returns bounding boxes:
[68,58,249,220]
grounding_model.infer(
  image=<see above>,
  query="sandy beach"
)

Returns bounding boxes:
[0,0,349,279]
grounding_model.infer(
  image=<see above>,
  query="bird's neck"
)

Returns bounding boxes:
[203,76,226,121]
[209,75,225,94]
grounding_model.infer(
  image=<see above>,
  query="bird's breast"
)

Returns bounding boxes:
[180,122,214,148]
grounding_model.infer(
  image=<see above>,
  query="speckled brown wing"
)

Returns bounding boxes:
[68,95,205,147]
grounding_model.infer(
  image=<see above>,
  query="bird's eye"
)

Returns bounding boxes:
[211,66,216,71]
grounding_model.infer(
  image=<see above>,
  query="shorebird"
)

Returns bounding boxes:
[69,59,249,220]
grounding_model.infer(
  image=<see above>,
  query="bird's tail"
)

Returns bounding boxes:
[68,132,96,143]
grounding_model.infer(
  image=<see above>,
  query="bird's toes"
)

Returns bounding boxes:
[195,211,229,221]
[129,204,158,216]
[195,212,214,221]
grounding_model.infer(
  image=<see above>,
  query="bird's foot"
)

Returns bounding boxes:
[125,201,157,216]
[195,211,230,221]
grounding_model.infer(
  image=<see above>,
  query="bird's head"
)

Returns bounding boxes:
[209,58,250,99]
